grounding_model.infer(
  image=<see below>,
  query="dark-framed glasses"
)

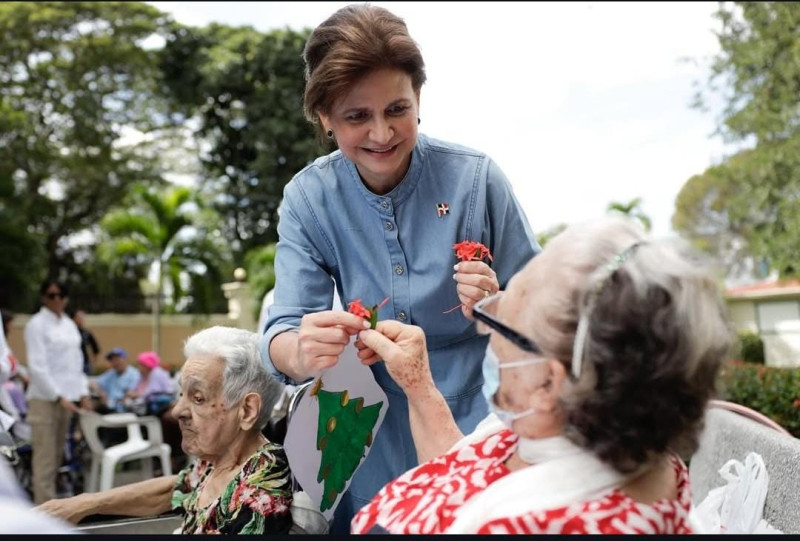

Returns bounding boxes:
[45,292,64,300]
[472,291,541,355]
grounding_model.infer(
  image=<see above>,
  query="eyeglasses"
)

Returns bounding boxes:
[472,292,541,355]
[45,292,64,300]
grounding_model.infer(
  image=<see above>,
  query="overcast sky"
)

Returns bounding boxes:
[148,1,730,238]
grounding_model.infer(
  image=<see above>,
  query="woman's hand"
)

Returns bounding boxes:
[354,335,380,366]
[58,396,80,414]
[358,321,434,399]
[36,493,93,524]
[453,260,499,319]
[294,310,370,378]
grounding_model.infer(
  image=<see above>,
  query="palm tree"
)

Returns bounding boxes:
[606,197,652,232]
[98,184,231,354]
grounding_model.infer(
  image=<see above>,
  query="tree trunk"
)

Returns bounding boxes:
[153,260,162,355]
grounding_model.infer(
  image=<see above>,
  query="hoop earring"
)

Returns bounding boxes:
[326,129,333,139]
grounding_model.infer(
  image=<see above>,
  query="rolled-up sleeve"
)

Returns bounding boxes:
[483,158,541,287]
[260,182,337,385]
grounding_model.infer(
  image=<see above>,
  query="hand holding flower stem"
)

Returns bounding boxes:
[348,297,390,329]
[444,240,498,317]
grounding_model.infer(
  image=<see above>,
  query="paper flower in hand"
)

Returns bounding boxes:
[348,297,390,329]
[452,240,493,263]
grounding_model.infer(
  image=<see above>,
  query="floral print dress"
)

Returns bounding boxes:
[351,429,694,534]
[171,441,293,534]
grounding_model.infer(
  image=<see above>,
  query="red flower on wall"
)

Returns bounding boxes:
[348,297,389,329]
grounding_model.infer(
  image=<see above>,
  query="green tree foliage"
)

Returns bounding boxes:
[675,2,800,279]
[606,197,652,232]
[719,360,800,437]
[0,2,174,299]
[536,223,568,249]
[98,185,232,352]
[736,331,765,365]
[159,23,323,265]
[244,242,276,319]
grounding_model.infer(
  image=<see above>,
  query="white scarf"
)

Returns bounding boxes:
[446,415,634,534]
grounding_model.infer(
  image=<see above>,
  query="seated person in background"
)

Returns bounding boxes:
[1,309,29,436]
[36,326,294,535]
[125,351,176,415]
[351,216,733,534]
[90,347,140,413]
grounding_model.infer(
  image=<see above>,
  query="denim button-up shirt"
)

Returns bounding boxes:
[261,133,540,516]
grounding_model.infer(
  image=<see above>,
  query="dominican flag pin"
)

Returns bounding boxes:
[436,203,450,217]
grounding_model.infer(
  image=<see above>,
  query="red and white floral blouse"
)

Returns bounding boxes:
[351,429,694,534]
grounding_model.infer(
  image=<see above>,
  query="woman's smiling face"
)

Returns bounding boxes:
[319,68,420,194]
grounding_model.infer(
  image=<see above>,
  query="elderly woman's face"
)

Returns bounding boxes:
[489,260,553,418]
[319,68,420,192]
[171,355,242,459]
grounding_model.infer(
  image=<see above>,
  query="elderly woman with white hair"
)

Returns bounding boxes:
[350,216,733,534]
[36,326,294,535]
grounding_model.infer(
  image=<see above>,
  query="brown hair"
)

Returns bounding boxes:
[302,3,426,139]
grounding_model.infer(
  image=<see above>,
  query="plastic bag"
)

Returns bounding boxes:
[692,452,782,534]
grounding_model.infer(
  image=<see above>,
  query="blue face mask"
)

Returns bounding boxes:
[481,345,548,428]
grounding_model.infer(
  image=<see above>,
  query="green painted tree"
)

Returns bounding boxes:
[679,2,800,279]
[311,385,383,512]
[98,184,231,353]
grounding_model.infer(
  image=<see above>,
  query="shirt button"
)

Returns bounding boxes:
[384,221,394,231]
[397,311,407,321]
[394,264,404,275]
[380,200,389,210]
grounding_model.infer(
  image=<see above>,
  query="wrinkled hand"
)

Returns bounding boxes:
[354,335,380,366]
[36,494,92,524]
[453,260,498,320]
[358,321,434,399]
[295,310,370,378]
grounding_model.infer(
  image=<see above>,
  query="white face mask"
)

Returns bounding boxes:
[481,345,548,429]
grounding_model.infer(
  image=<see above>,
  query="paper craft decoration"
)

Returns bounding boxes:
[312,385,383,511]
[284,337,388,519]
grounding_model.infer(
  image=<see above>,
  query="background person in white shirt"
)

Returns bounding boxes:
[24,279,91,504]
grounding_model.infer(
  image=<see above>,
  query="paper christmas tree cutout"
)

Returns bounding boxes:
[311,381,384,512]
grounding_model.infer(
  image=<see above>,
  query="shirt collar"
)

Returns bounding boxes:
[39,306,67,322]
[346,133,427,212]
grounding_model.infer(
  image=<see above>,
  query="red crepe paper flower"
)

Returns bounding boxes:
[444,240,493,314]
[348,297,389,329]
[453,240,493,263]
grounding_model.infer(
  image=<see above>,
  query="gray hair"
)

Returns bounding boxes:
[524,215,733,472]
[183,326,284,430]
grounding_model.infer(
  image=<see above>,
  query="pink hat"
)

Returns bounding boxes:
[137,351,161,369]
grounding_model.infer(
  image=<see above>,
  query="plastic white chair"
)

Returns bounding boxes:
[79,411,172,493]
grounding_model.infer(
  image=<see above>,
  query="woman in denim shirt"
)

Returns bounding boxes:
[261,4,540,532]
